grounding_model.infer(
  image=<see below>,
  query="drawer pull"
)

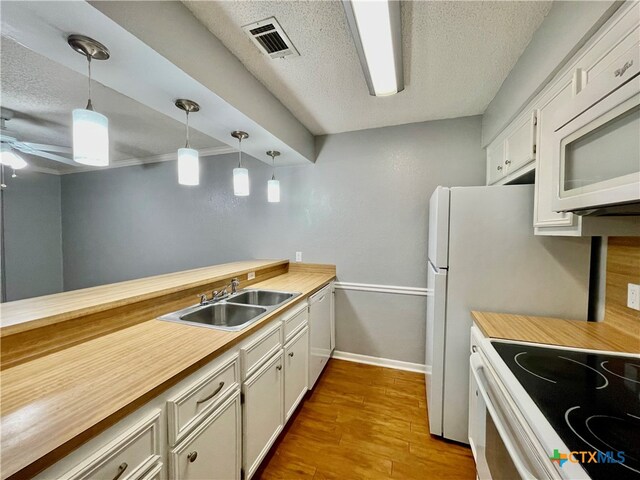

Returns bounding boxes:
[288,352,295,357]
[196,381,225,404]
[496,165,502,171]
[614,60,633,78]
[188,451,198,463]
[112,463,128,480]
[276,365,283,371]
[504,159,511,165]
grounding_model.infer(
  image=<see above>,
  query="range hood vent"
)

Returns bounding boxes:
[243,17,299,59]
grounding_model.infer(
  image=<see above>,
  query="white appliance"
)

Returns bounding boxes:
[468,325,640,480]
[308,284,333,389]
[551,39,639,213]
[425,185,591,443]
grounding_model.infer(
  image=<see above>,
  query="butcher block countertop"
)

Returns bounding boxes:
[0,264,335,479]
[472,311,640,353]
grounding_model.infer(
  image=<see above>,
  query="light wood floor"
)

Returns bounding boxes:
[256,359,477,479]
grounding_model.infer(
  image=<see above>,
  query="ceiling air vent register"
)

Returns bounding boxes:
[242,17,299,59]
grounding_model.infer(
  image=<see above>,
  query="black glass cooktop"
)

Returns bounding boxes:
[493,342,640,480]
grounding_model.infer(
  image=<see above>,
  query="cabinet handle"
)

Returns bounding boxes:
[614,59,633,78]
[188,451,198,463]
[112,463,128,480]
[276,365,283,371]
[496,165,503,171]
[288,352,295,357]
[504,159,511,165]
[472,345,477,353]
[196,381,225,404]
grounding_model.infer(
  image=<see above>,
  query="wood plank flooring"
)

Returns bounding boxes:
[256,359,477,479]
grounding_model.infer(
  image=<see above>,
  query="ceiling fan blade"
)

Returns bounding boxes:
[11,143,76,166]
[20,142,72,154]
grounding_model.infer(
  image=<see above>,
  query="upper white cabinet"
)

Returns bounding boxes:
[486,140,506,185]
[487,1,640,236]
[505,111,537,174]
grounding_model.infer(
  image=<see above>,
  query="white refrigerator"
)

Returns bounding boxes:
[425,185,592,444]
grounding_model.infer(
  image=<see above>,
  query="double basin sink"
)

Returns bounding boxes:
[159,289,301,332]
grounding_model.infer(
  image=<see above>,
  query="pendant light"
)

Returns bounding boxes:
[266,150,281,203]
[174,99,200,186]
[68,35,110,166]
[231,131,250,196]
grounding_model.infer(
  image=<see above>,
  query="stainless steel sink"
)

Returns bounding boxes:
[159,289,301,332]
[227,289,297,307]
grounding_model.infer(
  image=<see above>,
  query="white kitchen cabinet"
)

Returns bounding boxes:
[504,111,537,175]
[169,392,241,480]
[284,326,309,422]
[58,411,162,480]
[308,284,333,389]
[486,139,506,185]
[242,350,284,480]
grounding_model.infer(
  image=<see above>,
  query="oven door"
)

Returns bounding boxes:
[469,353,554,480]
[552,43,640,213]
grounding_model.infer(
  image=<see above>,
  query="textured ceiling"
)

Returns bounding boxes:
[184,0,552,135]
[0,36,226,173]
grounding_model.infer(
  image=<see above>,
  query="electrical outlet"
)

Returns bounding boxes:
[295,251,302,262]
[628,283,640,311]
[247,272,255,280]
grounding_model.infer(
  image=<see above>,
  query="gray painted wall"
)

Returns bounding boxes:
[59,116,485,363]
[1,170,63,301]
[482,1,620,146]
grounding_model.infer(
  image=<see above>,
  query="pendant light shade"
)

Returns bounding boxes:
[175,99,200,186]
[178,147,199,186]
[267,179,280,203]
[231,131,250,196]
[72,108,109,166]
[233,167,250,196]
[68,35,110,166]
[266,150,281,203]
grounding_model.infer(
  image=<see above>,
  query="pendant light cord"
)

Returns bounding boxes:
[238,138,243,168]
[86,56,94,111]
[271,153,276,180]
[185,111,190,148]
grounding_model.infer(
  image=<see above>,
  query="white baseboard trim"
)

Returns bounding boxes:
[332,350,429,374]
[334,281,432,297]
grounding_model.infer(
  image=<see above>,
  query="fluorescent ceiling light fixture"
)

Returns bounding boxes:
[342,0,404,96]
[232,131,250,196]
[267,150,281,203]
[0,147,28,170]
[175,99,200,186]
[68,35,110,166]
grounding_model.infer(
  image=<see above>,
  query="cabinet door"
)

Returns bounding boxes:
[505,111,536,174]
[284,327,309,422]
[243,351,284,479]
[486,140,506,185]
[169,392,241,480]
[534,81,580,235]
[308,286,332,389]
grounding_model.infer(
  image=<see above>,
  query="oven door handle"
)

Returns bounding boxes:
[470,353,539,480]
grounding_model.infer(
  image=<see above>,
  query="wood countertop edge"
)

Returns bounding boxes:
[471,311,640,354]
[0,260,289,337]
[1,272,335,480]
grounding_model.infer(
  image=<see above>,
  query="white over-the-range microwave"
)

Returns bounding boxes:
[551,40,640,215]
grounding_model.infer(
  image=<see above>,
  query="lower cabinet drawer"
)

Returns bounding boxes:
[169,392,242,480]
[282,303,308,343]
[138,462,163,480]
[60,410,161,480]
[241,321,283,379]
[167,354,239,446]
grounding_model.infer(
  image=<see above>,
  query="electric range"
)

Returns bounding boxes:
[492,342,640,480]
